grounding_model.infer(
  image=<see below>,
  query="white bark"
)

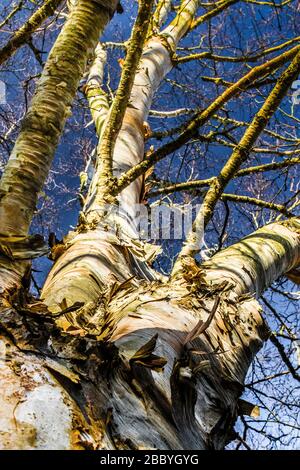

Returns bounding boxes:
[42,0,200,313]
[1,220,300,450]
[201,218,300,296]
[2,0,299,452]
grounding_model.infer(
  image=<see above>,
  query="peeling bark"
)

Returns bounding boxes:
[41,0,200,314]
[0,0,118,238]
[0,282,267,449]
[1,218,299,449]
[0,0,118,293]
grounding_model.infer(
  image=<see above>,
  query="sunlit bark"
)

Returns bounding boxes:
[0,0,118,291]
[1,218,299,449]
[0,0,300,452]
[41,0,200,314]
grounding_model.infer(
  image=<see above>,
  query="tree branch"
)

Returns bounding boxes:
[0,0,63,67]
[84,43,109,137]
[174,49,300,264]
[269,334,300,382]
[200,218,300,296]
[94,0,154,201]
[221,193,293,217]
[114,43,300,195]
[191,0,240,31]
[148,156,300,197]
[176,35,300,64]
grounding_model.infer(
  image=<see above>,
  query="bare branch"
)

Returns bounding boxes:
[115,43,300,195]
[176,35,300,64]
[0,0,64,67]
[221,193,293,217]
[174,50,300,263]
[0,0,24,31]
[191,0,240,31]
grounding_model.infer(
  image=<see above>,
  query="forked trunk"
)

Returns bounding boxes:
[0,219,299,449]
[1,0,300,452]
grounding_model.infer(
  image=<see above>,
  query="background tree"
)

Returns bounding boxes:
[0,0,299,450]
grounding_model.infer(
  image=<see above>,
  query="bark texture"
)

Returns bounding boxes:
[0,0,63,67]
[41,0,200,314]
[0,0,118,237]
[0,0,118,293]
[1,218,299,449]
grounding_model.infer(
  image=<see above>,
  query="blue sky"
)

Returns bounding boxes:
[0,0,299,449]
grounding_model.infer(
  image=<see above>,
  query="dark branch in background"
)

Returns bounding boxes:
[0,0,25,30]
[28,39,44,67]
[261,295,299,339]
[261,296,300,382]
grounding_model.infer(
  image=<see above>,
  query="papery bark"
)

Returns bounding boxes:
[0,0,118,237]
[41,0,200,314]
[0,0,118,292]
[1,218,299,449]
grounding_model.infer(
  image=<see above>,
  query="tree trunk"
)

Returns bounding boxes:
[41,0,200,314]
[0,218,299,449]
[1,0,300,452]
[0,0,118,292]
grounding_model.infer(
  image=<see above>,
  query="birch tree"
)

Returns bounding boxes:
[0,0,299,450]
